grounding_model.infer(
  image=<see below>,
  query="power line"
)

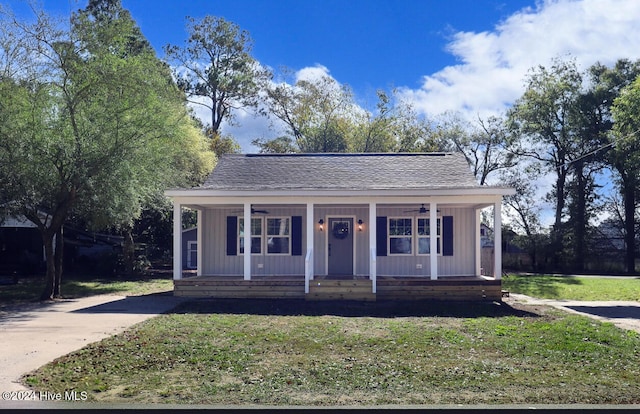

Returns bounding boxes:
[562,127,640,168]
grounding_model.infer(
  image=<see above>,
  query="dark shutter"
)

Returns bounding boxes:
[291,216,302,256]
[376,216,387,256]
[442,216,453,256]
[226,216,237,256]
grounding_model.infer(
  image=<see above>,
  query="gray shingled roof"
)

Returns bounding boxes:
[197,153,480,191]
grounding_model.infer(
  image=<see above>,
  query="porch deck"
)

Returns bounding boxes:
[173,275,502,301]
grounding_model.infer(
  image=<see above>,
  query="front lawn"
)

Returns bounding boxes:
[22,299,640,405]
[502,274,640,301]
[0,273,173,310]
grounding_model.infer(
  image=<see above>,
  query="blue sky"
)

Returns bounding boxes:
[6,1,640,149]
[4,0,640,153]
[3,0,640,227]
[124,0,536,95]
[5,0,536,101]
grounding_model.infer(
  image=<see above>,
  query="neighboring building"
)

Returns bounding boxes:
[0,215,43,276]
[165,153,515,301]
[0,214,123,277]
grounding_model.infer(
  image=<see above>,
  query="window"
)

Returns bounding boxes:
[239,217,262,254]
[388,218,412,255]
[417,217,441,255]
[267,217,290,254]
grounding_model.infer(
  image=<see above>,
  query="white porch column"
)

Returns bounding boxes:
[369,202,377,293]
[243,202,251,281]
[305,203,315,294]
[494,199,503,280]
[475,208,482,276]
[197,209,203,276]
[173,201,182,280]
[430,202,438,280]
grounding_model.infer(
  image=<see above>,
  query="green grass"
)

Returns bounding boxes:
[0,273,173,309]
[22,299,640,405]
[502,274,640,301]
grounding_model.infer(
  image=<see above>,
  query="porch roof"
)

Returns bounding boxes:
[195,153,492,191]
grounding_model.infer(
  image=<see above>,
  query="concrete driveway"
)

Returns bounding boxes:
[506,293,640,334]
[0,291,185,393]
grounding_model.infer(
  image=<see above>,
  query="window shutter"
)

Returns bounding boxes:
[292,216,302,256]
[442,216,453,256]
[376,216,387,256]
[226,216,237,256]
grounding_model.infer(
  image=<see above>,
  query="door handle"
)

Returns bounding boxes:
[328,243,331,256]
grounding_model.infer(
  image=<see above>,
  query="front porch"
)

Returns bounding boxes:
[173,275,502,301]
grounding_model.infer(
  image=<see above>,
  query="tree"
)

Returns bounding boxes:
[0,4,213,299]
[164,15,268,139]
[611,75,640,273]
[507,58,587,269]
[434,112,515,185]
[500,165,545,270]
[381,92,443,153]
[260,78,440,154]
[585,59,640,274]
[252,136,298,154]
[349,90,395,153]
[263,73,354,153]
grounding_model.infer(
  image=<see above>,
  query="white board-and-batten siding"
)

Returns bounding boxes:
[200,205,478,277]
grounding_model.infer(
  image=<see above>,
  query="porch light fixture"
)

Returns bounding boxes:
[358,219,364,231]
[318,219,324,231]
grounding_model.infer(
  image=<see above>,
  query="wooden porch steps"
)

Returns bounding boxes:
[306,279,376,301]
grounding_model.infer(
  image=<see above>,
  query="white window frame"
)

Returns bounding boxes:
[239,217,263,255]
[388,217,413,256]
[266,216,291,256]
[186,240,197,269]
[417,217,441,256]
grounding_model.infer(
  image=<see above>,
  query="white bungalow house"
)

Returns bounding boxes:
[165,153,515,301]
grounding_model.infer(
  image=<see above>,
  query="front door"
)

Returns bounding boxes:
[328,218,354,275]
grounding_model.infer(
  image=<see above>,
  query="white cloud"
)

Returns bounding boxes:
[294,64,333,83]
[393,0,640,229]
[220,110,284,152]
[397,0,640,120]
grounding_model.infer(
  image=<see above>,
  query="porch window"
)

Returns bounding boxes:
[239,217,262,254]
[388,217,412,255]
[267,217,290,254]
[417,217,441,255]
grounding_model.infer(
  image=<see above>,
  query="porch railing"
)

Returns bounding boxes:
[304,248,313,294]
[370,247,377,293]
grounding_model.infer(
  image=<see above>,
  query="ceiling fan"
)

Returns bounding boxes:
[403,204,439,214]
[232,207,269,214]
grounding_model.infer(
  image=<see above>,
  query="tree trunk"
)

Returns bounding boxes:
[552,169,567,269]
[40,231,56,301]
[623,180,636,274]
[54,227,64,298]
[122,226,135,275]
[573,162,586,272]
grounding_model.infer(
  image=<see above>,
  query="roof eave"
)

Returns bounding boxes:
[165,187,516,198]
